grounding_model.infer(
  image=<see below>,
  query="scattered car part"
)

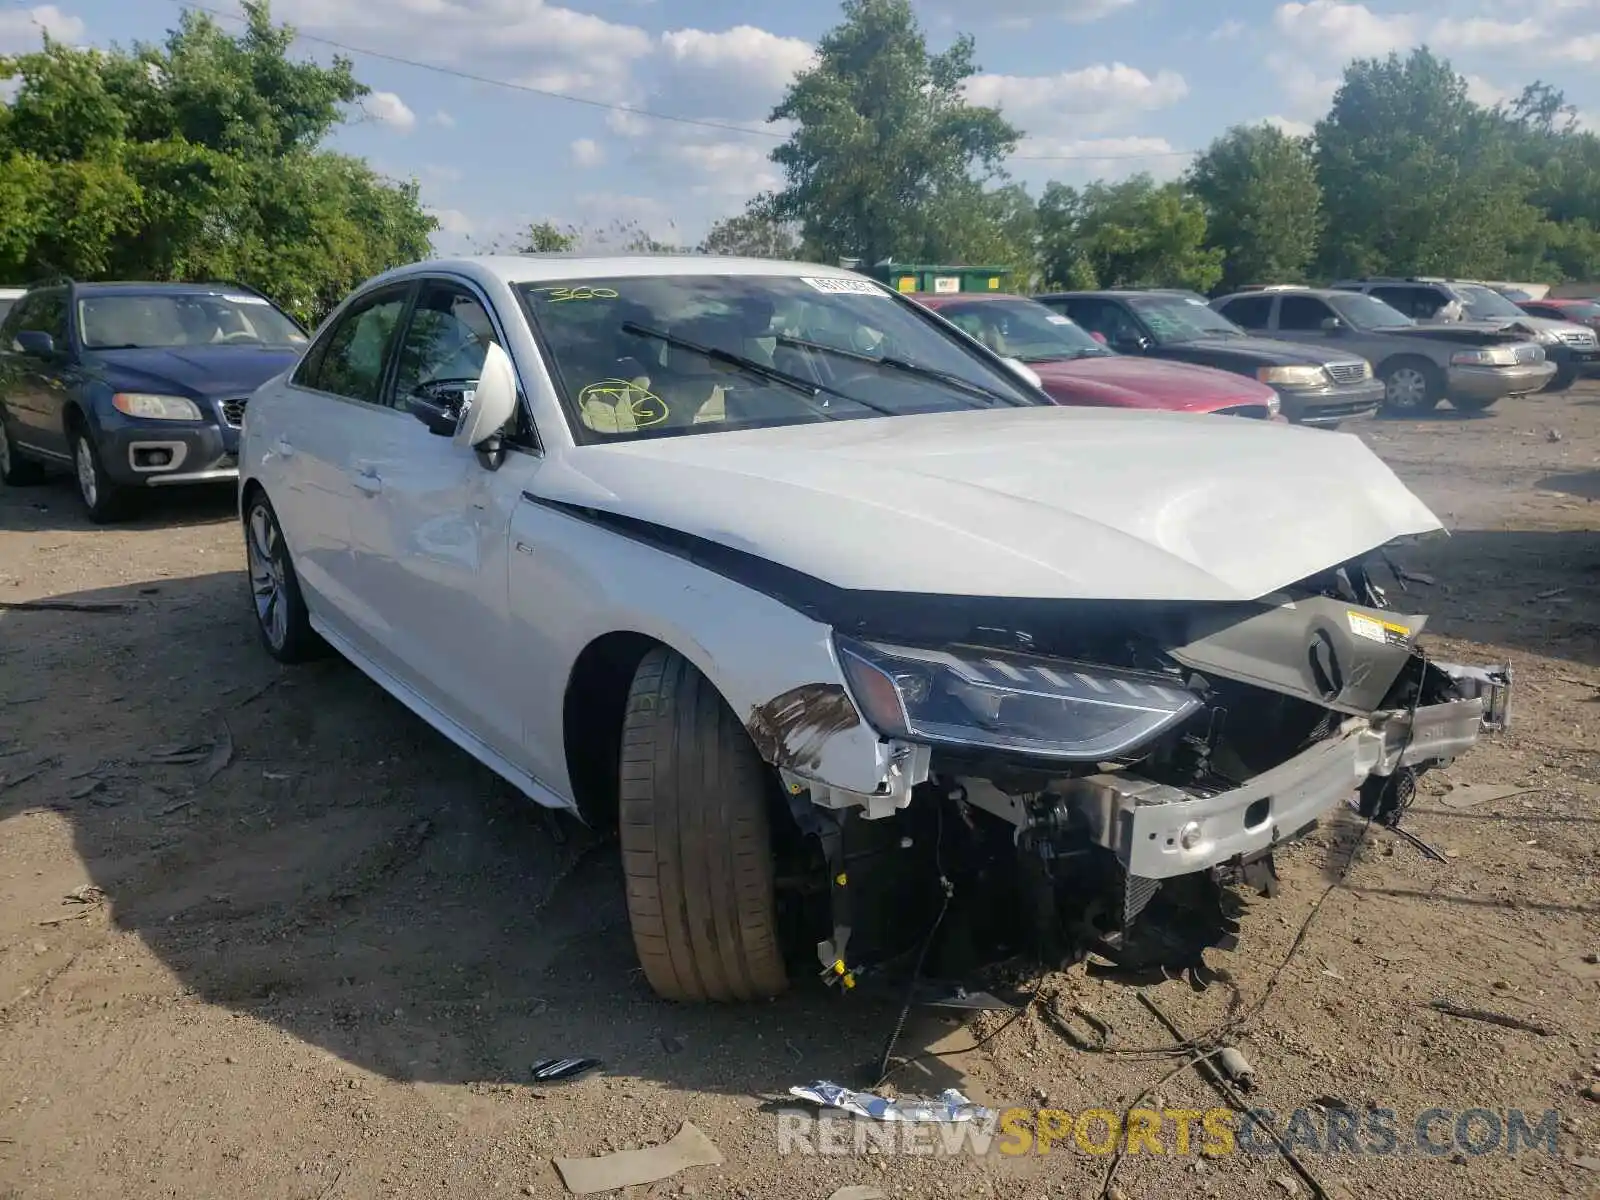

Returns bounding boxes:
[1215,1046,1256,1090]
[531,1057,604,1085]
[788,1082,993,1123]
[551,1121,721,1195]
[1426,999,1553,1036]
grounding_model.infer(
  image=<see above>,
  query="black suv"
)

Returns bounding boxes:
[0,280,308,521]
[1035,289,1384,427]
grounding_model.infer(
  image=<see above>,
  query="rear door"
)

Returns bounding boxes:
[263,282,413,652]
[1,289,73,458]
[1264,293,1340,350]
[1214,294,1273,333]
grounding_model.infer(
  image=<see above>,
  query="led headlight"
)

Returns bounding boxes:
[835,636,1202,761]
[112,393,203,420]
[1256,365,1328,387]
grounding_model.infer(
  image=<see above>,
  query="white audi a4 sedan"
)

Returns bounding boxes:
[239,256,1510,1003]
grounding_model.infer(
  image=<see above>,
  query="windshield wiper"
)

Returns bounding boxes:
[621,323,894,418]
[773,334,1025,407]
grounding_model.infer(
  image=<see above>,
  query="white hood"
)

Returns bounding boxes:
[532,408,1443,602]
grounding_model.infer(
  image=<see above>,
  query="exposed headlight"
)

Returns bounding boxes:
[835,636,1202,761]
[1531,328,1559,345]
[112,393,203,421]
[1256,365,1328,387]
[1451,347,1519,366]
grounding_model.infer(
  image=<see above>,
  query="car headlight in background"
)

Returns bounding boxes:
[1451,347,1520,366]
[836,636,1202,761]
[112,393,203,421]
[1255,365,1328,387]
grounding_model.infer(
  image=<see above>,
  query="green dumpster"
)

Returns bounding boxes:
[866,262,1012,296]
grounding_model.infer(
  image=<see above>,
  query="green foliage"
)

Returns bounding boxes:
[1038,176,1221,292]
[1189,124,1322,291]
[515,221,581,254]
[1313,48,1540,280]
[764,0,1018,266]
[0,1,433,323]
[698,208,801,258]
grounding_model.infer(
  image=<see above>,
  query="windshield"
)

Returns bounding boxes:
[518,273,1040,442]
[1332,292,1414,329]
[1555,301,1600,320]
[1456,284,1527,322]
[935,299,1112,362]
[1126,295,1244,343]
[78,292,307,350]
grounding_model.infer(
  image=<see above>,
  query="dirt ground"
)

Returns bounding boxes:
[2,387,1599,1200]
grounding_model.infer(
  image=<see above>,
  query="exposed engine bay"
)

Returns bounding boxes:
[771,553,1512,990]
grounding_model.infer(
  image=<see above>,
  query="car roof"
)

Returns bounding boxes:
[1527,296,1590,305]
[1216,286,1346,301]
[70,281,269,296]
[1034,290,1157,300]
[363,254,873,291]
[915,292,1037,305]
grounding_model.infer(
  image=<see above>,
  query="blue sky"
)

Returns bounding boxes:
[4,0,1599,252]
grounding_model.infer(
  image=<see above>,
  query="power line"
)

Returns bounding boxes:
[168,0,1202,164]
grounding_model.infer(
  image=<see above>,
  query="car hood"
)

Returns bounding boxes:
[1029,356,1275,411]
[1163,335,1333,367]
[532,407,1443,603]
[88,345,302,399]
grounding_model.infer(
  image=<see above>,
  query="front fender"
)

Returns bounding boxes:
[510,498,904,804]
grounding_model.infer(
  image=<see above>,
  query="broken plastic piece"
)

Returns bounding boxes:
[532,1057,602,1084]
[552,1121,722,1195]
[1216,1047,1256,1090]
[788,1081,994,1123]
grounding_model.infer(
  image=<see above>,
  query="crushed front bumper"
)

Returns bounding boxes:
[1065,668,1510,881]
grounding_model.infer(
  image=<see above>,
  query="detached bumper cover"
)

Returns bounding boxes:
[1069,669,1510,881]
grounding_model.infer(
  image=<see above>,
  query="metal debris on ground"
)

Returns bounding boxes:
[531,1057,602,1085]
[787,1082,994,1123]
[198,720,234,785]
[1215,1047,1256,1091]
[1426,999,1553,1036]
[140,742,213,766]
[551,1121,721,1195]
[65,885,105,905]
[0,599,132,614]
[1438,783,1538,811]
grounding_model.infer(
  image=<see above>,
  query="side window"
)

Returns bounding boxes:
[1,294,37,350]
[28,290,68,344]
[389,282,501,413]
[1219,295,1272,329]
[298,288,409,403]
[1527,305,1560,320]
[1062,299,1115,339]
[1278,295,1334,331]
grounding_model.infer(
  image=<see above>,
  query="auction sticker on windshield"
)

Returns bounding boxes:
[801,277,886,296]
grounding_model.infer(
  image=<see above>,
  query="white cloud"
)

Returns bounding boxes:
[363,90,417,133]
[1463,74,1514,108]
[430,110,457,129]
[570,137,605,167]
[1266,56,1341,118]
[1012,135,1191,183]
[1262,114,1315,137]
[0,4,85,49]
[1431,16,1543,50]
[966,64,1188,137]
[1554,34,1600,62]
[1209,18,1248,41]
[427,207,475,236]
[1273,1,1417,60]
[915,0,1137,27]
[655,26,814,119]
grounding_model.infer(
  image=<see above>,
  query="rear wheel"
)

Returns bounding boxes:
[243,491,322,663]
[0,414,47,486]
[619,647,789,1003]
[1544,364,1578,393]
[1379,358,1443,415]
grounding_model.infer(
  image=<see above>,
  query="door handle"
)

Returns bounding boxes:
[273,437,295,459]
[352,466,382,495]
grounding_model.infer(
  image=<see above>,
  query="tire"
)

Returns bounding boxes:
[619,647,789,1003]
[69,424,131,522]
[1448,393,1501,414]
[1379,358,1443,416]
[1543,365,1578,393]
[0,411,47,486]
[243,490,322,663]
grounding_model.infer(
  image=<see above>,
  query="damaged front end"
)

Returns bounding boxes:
[764,557,1511,987]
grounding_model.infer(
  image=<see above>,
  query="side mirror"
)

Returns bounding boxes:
[1320,317,1345,332]
[1112,332,1149,353]
[454,340,519,450]
[15,330,55,357]
[1000,357,1043,390]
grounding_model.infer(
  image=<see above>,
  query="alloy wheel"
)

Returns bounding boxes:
[247,503,289,651]
[1386,367,1428,410]
[75,436,99,508]
[0,421,11,478]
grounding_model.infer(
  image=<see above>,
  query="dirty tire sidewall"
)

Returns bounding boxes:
[243,492,322,664]
[619,646,789,1003]
[70,427,129,523]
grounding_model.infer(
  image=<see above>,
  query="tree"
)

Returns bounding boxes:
[1189,124,1322,290]
[763,0,1018,266]
[0,2,434,322]
[1038,175,1221,292]
[1313,47,1539,280]
[698,207,801,258]
[515,220,580,253]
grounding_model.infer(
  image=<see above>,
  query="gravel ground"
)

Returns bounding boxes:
[2,386,1598,1200]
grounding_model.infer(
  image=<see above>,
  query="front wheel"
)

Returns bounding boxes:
[69,427,130,523]
[243,492,321,663]
[1379,359,1443,416]
[619,647,789,1003]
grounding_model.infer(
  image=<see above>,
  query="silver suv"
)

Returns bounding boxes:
[1331,277,1598,392]
[1213,287,1554,415]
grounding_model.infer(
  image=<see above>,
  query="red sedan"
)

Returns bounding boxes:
[915,292,1282,419]
[1517,296,1600,334]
